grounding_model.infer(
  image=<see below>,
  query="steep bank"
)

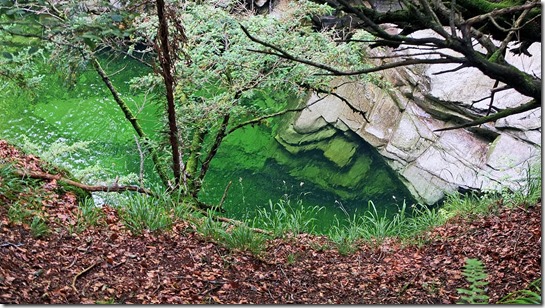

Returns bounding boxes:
[0,140,541,304]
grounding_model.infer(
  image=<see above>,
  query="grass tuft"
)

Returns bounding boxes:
[119,192,173,234]
[253,198,323,238]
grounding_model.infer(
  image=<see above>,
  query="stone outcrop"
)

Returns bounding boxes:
[276,35,541,205]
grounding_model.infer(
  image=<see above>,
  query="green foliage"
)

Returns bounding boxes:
[119,193,173,234]
[359,201,400,241]
[456,258,489,304]
[30,216,49,238]
[197,213,267,255]
[500,164,542,208]
[439,192,497,220]
[327,215,362,256]
[253,198,323,237]
[397,203,446,244]
[1,0,376,198]
[497,278,541,304]
[74,197,104,231]
[1,163,50,227]
[325,200,453,254]
[7,201,34,223]
[0,163,29,201]
[0,45,44,96]
[127,0,372,183]
[197,214,226,242]
[222,225,267,255]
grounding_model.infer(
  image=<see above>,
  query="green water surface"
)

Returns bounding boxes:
[0,58,416,232]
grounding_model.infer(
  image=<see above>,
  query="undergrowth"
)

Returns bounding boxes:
[456,258,489,304]
[497,278,542,304]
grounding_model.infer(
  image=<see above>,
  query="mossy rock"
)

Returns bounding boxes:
[276,124,337,146]
[323,136,357,168]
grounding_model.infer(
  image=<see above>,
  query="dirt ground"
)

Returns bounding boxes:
[0,140,541,304]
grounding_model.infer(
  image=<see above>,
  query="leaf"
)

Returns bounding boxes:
[110,14,123,22]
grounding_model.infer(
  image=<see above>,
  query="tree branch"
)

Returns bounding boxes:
[434,99,540,132]
[13,169,154,195]
[464,2,540,27]
[242,24,464,76]
[226,107,306,135]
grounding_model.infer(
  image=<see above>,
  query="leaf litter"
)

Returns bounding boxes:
[0,140,541,303]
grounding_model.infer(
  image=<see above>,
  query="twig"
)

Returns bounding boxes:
[241,24,463,77]
[67,256,78,269]
[434,99,539,132]
[278,266,291,286]
[218,180,232,210]
[0,242,24,248]
[226,107,306,135]
[134,135,145,188]
[71,260,100,293]
[486,79,501,116]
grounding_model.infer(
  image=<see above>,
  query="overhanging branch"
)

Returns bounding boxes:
[241,25,464,76]
[434,99,540,132]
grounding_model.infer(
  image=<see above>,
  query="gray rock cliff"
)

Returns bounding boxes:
[278,33,541,205]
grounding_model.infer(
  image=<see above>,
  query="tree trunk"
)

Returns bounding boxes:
[92,57,170,187]
[156,0,182,189]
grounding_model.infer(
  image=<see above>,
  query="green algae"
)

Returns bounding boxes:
[1,55,417,231]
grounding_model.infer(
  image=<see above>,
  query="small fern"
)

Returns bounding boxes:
[457,258,489,304]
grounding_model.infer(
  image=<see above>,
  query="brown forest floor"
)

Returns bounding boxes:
[0,140,541,304]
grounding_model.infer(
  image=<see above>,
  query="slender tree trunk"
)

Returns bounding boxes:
[185,129,206,193]
[156,0,182,189]
[192,114,230,197]
[92,57,170,187]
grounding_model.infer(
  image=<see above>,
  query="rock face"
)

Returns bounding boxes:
[276,36,541,205]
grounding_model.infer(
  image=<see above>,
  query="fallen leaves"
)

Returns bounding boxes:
[0,140,541,304]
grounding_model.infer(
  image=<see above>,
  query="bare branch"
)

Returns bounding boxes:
[244,42,463,77]
[13,169,155,195]
[497,5,533,60]
[432,63,469,75]
[195,114,230,196]
[368,51,457,60]
[299,82,370,123]
[464,2,540,27]
[226,107,306,135]
[486,79,501,116]
[471,84,511,105]
[434,99,540,132]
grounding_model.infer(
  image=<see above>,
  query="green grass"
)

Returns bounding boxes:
[222,225,267,255]
[326,200,446,253]
[252,198,323,238]
[327,215,362,255]
[197,213,226,241]
[322,169,542,255]
[197,213,268,255]
[7,201,34,223]
[30,216,49,238]
[78,197,104,226]
[497,278,541,304]
[119,192,173,234]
